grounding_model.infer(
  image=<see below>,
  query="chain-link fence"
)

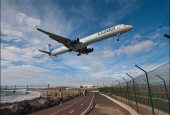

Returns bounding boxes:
[98,62,169,114]
[1,84,50,96]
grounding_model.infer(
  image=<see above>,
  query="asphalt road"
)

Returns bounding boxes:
[29,93,94,115]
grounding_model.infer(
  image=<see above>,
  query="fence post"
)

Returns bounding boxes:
[116,80,122,102]
[13,85,16,92]
[135,65,155,115]
[143,79,153,107]
[112,82,117,99]
[103,83,106,94]
[122,77,129,105]
[47,84,50,96]
[126,73,139,113]
[157,75,170,105]
[26,85,28,94]
[134,81,140,104]
[5,86,8,90]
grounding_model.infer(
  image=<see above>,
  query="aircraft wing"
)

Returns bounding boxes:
[36,26,70,47]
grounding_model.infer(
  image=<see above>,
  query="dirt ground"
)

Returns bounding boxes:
[32,88,77,97]
[88,94,131,115]
[32,87,97,97]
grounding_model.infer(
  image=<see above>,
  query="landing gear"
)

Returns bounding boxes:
[77,53,81,56]
[116,33,120,41]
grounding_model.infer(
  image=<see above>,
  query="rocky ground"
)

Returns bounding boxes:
[0,95,75,115]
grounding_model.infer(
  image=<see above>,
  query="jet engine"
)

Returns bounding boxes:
[68,38,79,45]
[85,48,94,53]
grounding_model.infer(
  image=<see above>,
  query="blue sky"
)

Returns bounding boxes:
[1,0,169,86]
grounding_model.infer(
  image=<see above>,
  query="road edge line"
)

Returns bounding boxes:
[81,95,94,115]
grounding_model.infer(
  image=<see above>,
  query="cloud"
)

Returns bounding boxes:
[1,28,23,38]
[103,40,154,57]
[1,60,13,67]
[90,64,102,71]
[101,0,137,26]
[1,0,75,47]
[69,1,95,20]
[1,28,24,41]
[104,0,132,5]
[29,38,41,45]
[1,0,168,86]
[1,65,49,78]
[1,44,44,64]
[16,13,41,28]
[149,33,161,39]
[133,34,141,39]
[147,26,169,40]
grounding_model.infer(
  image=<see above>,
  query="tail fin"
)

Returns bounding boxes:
[48,44,54,52]
[39,44,54,55]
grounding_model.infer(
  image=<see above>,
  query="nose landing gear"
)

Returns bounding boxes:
[116,33,120,41]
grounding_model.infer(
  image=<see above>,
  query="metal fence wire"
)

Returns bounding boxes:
[98,62,170,114]
[1,84,50,96]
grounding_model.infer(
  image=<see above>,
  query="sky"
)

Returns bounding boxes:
[1,0,169,86]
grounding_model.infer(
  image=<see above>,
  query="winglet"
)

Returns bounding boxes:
[36,25,41,31]
[36,25,39,30]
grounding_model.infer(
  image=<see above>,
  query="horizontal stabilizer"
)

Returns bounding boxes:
[39,50,51,55]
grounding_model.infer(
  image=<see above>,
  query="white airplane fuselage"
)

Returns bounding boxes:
[51,24,133,56]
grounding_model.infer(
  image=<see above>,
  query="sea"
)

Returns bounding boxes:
[0,88,41,103]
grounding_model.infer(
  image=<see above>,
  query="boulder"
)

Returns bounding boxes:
[50,97,60,106]
[37,97,49,108]
[0,107,13,115]
[18,101,32,113]
[0,104,23,115]
[0,95,76,114]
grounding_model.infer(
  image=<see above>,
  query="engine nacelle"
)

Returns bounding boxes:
[85,48,94,53]
[68,38,79,45]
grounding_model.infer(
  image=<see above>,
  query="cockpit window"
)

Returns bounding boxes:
[119,24,125,27]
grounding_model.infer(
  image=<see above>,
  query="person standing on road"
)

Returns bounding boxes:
[54,91,58,98]
[59,90,63,104]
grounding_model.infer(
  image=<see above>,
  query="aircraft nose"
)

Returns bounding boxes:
[128,25,133,29]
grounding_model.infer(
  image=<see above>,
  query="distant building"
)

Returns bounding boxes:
[83,84,95,88]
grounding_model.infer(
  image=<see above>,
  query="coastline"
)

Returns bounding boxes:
[1,90,41,104]
[0,88,78,114]
[0,94,76,114]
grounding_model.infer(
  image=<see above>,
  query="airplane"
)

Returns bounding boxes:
[37,24,133,56]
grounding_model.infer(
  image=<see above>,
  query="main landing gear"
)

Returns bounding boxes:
[77,53,81,56]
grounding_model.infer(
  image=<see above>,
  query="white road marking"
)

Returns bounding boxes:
[50,98,83,115]
[69,110,74,114]
[81,95,94,115]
